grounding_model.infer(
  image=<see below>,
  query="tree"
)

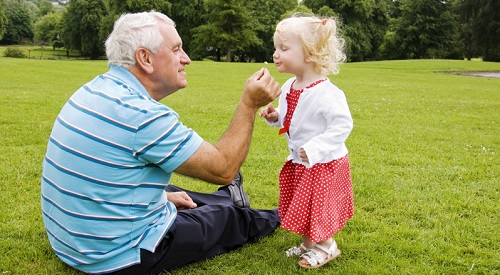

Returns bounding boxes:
[192,0,260,62]
[108,0,171,14]
[99,0,173,53]
[383,0,457,59]
[245,0,297,62]
[302,0,392,61]
[172,0,296,62]
[170,0,206,58]
[38,0,54,17]
[0,0,7,40]
[34,11,63,47]
[22,0,38,23]
[459,0,500,61]
[1,0,34,44]
[61,0,107,59]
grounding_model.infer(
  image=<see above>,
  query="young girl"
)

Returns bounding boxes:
[260,14,354,269]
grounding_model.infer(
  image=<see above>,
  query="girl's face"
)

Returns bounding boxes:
[272,31,306,75]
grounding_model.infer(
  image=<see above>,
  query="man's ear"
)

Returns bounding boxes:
[135,48,154,74]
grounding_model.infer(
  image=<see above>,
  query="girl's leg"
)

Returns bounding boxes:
[302,235,314,249]
[301,235,334,249]
[316,237,334,248]
[286,235,312,257]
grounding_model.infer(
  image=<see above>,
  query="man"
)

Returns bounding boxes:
[41,11,281,274]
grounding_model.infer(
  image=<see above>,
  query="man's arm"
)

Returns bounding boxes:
[174,68,280,185]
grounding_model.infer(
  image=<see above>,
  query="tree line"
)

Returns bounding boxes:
[0,0,498,62]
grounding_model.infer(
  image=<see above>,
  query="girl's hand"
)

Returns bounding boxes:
[167,191,197,210]
[299,148,309,163]
[259,103,279,123]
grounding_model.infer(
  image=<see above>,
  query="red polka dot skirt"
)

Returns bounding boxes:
[278,155,354,242]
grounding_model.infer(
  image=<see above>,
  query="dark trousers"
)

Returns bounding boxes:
[110,185,280,275]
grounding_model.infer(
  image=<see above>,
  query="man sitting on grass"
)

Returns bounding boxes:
[40,11,281,274]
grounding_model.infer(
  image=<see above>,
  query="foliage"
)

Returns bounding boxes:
[2,0,500,62]
[1,0,34,44]
[98,12,118,49]
[381,0,457,59]
[37,0,54,17]
[34,12,63,47]
[0,45,84,59]
[459,0,500,62]
[97,0,173,57]
[170,0,205,58]
[108,0,172,14]
[2,46,27,57]
[303,0,392,62]
[192,0,260,62]
[282,4,314,19]
[20,0,38,22]
[244,0,296,62]
[0,0,6,40]
[0,58,499,274]
[61,0,107,59]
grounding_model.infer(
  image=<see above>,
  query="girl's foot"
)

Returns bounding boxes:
[285,243,311,257]
[298,240,341,268]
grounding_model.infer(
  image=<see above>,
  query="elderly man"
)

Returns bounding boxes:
[41,11,281,274]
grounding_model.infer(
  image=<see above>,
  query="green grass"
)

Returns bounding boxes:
[0,57,498,274]
[0,45,90,60]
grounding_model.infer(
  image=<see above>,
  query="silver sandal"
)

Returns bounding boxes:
[298,240,341,268]
[285,243,311,257]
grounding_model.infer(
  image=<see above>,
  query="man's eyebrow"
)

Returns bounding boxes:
[172,42,182,49]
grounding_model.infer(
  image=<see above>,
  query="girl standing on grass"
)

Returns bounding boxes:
[260,14,354,269]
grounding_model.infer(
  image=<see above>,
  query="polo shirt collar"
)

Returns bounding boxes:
[107,65,152,100]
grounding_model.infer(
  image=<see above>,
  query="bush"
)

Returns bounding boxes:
[3,47,27,58]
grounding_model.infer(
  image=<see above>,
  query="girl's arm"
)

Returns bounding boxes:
[301,93,353,165]
[260,103,281,127]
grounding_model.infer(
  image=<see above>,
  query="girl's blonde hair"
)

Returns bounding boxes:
[275,13,346,75]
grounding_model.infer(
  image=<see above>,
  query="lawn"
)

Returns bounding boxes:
[0,57,498,274]
[0,45,95,60]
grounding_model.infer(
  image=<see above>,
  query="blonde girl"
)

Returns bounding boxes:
[260,14,354,269]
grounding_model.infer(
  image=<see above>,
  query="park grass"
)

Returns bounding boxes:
[0,57,498,274]
[0,45,92,60]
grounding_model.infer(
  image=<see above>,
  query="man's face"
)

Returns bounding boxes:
[151,24,191,96]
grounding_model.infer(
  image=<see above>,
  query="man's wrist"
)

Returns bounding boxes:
[239,97,260,114]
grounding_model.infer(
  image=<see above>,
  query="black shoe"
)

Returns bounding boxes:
[219,171,250,208]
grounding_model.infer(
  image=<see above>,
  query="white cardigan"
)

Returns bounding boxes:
[267,77,353,168]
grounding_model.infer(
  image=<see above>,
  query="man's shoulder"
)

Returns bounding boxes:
[67,78,175,134]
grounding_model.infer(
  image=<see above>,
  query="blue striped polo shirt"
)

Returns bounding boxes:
[41,65,203,274]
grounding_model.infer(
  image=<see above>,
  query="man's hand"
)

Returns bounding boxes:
[174,68,281,185]
[167,191,197,210]
[241,68,281,110]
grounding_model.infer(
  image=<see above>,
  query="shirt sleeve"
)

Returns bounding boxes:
[133,105,203,173]
[266,80,291,128]
[265,111,282,127]
[301,90,353,166]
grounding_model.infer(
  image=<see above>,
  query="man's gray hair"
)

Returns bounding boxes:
[105,11,175,69]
